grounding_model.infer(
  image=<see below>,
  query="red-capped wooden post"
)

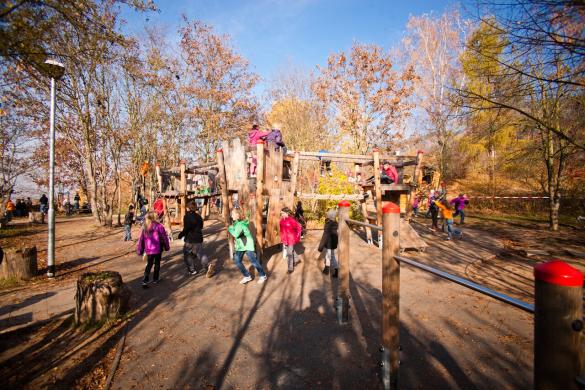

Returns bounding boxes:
[216,149,234,258]
[381,202,401,390]
[534,260,584,390]
[337,200,351,324]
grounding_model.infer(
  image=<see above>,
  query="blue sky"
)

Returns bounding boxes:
[121,0,457,91]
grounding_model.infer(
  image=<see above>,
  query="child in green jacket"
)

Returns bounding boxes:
[228,209,267,284]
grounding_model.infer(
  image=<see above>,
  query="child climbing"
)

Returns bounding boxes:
[228,209,267,284]
[381,162,398,184]
[435,199,454,240]
[123,205,134,241]
[279,207,302,274]
[137,212,170,286]
[318,209,339,277]
[247,124,270,176]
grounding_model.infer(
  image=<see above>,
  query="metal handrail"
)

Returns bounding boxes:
[395,255,535,313]
[346,218,383,231]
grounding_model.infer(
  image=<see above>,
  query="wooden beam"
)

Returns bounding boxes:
[180,160,187,223]
[216,149,234,258]
[373,149,382,227]
[296,193,364,201]
[255,141,265,255]
[337,201,351,324]
[381,203,401,390]
[155,163,162,193]
[289,152,300,209]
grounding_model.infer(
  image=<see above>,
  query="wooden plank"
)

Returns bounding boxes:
[263,146,284,195]
[296,193,364,201]
[399,219,428,251]
[255,142,265,254]
[180,160,187,222]
[265,189,283,247]
[289,152,300,208]
[338,202,351,323]
[217,149,234,258]
[373,149,382,227]
[223,138,248,191]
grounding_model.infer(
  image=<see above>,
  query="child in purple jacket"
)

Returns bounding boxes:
[137,212,170,286]
[450,193,468,224]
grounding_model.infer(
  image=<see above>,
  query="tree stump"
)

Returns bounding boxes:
[0,246,37,280]
[74,271,131,326]
[29,212,45,224]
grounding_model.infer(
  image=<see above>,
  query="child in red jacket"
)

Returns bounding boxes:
[279,207,302,274]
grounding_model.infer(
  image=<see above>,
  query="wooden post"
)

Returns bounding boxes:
[289,151,300,209]
[255,141,265,258]
[162,198,173,237]
[381,202,401,390]
[360,199,373,245]
[373,148,383,247]
[180,160,187,222]
[414,150,424,187]
[534,260,584,390]
[337,200,351,324]
[155,163,162,193]
[216,149,234,258]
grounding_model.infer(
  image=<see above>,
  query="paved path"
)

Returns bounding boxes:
[0,218,533,389]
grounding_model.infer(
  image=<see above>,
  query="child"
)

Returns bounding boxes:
[279,207,302,274]
[318,209,338,277]
[412,195,420,217]
[380,162,398,184]
[450,193,468,224]
[137,212,170,286]
[228,209,267,284]
[434,199,454,240]
[295,201,307,239]
[123,205,135,241]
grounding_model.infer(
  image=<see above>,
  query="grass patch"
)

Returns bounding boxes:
[81,271,116,282]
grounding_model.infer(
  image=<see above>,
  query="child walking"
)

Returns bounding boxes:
[279,207,302,274]
[228,209,267,284]
[435,199,454,240]
[137,212,170,286]
[318,209,338,277]
[123,205,135,241]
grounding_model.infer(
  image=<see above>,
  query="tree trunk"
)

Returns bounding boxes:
[74,271,130,325]
[0,246,37,280]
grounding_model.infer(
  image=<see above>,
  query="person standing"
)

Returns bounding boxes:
[228,209,267,284]
[429,191,439,231]
[123,205,135,241]
[318,209,338,277]
[4,199,14,222]
[137,212,170,286]
[412,195,420,217]
[39,194,48,214]
[73,192,80,210]
[450,193,468,224]
[178,201,209,276]
[279,207,302,274]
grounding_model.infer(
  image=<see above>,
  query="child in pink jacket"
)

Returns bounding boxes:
[279,207,302,274]
[247,124,270,176]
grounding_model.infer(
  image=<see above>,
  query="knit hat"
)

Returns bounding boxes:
[326,209,337,220]
[281,207,293,215]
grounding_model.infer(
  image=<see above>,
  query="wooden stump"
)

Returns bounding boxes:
[29,212,45,224]
[74,271,131,325]
[0,246,37,280]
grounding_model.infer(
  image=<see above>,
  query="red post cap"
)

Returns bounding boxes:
[216,149,223,153]
[416,150,425,154]
[382,202,400,214]
[180,160,186,164]
[256,140,264,144]
[372,147,379,152]
[338,200,351,208]
[534,260,584,287]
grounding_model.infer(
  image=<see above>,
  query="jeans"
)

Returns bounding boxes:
[183,242,209,272]
[445,219,453,239]
[124,224,132,241]
[283,244,298,271]
[233,250,265,277]
[325,249,338,269]
[144,253,161,282]
[454,209,465,224]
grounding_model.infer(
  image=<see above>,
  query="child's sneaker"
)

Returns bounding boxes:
[332,268,339,278]
[322,266,330,275]
[239,276,253,284]
[141,281,149,288]
[257,275,267,284]
[153,278,161,284]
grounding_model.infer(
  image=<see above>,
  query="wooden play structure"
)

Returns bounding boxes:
[155,138,428,254]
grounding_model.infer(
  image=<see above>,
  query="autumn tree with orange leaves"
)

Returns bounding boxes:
[314,43,417,154]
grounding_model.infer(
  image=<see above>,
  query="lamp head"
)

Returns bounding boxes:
[43,59,65,80]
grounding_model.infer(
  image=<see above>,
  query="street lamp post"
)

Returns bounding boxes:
[44,59,65,278]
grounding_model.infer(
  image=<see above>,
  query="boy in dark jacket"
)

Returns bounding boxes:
[123,205,134,241]
[178,201,209,276]
[318,209,339,277]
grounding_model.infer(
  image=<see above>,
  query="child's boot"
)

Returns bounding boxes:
[322,265,330,275]
[332,268,339,278]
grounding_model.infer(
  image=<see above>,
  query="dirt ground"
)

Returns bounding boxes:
[0,213,583,389]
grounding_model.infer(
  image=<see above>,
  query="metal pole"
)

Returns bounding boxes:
[47,77,56,278]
